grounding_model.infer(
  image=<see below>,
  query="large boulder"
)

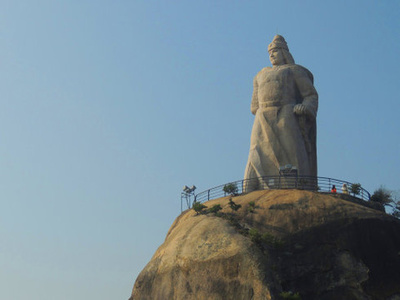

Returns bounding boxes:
[129,190,400,300]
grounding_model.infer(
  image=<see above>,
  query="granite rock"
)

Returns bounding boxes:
[129,190,400,300]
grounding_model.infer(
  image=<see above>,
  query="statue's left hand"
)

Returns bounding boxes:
[293,104,308,116]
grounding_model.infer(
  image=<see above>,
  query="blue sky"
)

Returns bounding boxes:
[0,1,399,299]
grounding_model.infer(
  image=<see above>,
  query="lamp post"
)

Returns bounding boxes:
[181,185,196,212]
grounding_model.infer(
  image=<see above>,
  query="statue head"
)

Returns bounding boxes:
[268,35,295,66]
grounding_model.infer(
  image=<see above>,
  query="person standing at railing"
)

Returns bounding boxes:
[331,185,337,193]
[342,183,349,194]
[244,35,318,192]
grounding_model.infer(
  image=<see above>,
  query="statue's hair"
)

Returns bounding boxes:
[282,49,295,64]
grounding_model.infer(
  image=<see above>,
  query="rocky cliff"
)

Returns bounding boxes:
[129,190,400,300]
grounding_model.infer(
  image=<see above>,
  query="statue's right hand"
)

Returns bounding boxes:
[293,104,307,115]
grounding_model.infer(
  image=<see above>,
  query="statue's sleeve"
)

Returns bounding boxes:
[250,75,259,115]
[294,67,318,119]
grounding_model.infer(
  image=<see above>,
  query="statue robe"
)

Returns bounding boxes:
[244,64,318,192]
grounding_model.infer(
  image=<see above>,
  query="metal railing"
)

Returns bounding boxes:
[187,176,370,209]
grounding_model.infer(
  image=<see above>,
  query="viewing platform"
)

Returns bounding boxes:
[181,176,372,212]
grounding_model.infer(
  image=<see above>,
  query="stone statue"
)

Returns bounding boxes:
[244,35,318,191]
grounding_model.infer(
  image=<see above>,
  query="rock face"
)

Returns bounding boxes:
[129,190,400,300]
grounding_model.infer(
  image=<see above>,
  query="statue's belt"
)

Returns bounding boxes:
[258,101,293,108]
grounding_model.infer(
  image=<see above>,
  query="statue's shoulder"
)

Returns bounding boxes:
[288,64,314,83]
[255,67,272,78]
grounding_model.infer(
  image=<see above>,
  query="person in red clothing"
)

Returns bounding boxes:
[331,185,337,193]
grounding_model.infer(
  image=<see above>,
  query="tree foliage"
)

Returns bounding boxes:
[223,183,238,195]
[350,183,361,196]
[209,204,222,214]
[371,186,393,205]
[371,187,400,219]
[192,202,207,215]
[229,198,241,211]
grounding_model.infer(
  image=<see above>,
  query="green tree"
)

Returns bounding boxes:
[192,202,207,215]
[209,204,222,214]
[223,183,238,196]
[229,198,241,211]
[350,183,361,196]
[371,187,400,218]
[371,186,393,205]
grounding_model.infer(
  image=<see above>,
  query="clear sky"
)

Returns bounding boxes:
[1,1,399,299]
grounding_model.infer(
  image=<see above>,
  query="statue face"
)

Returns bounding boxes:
[269,48,285,66]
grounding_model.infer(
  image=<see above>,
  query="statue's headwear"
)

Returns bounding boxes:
[268,35,289,53]
[267,35,295,64]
